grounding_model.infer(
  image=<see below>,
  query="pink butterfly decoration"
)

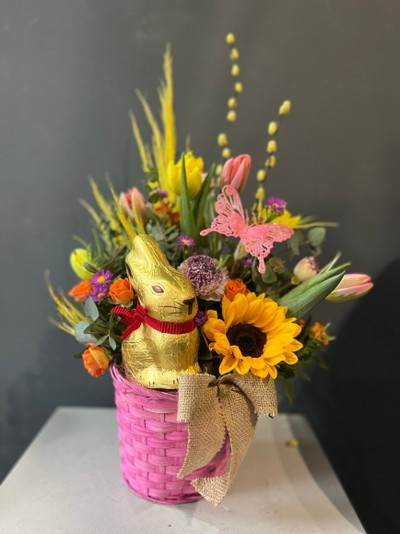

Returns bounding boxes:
[200,185,294,274]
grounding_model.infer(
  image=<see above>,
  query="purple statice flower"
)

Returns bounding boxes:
[177,235,196,249]
[91,270,113,286]
[266,196,286,214]
[178,255,229,301]
[194,310,208,327]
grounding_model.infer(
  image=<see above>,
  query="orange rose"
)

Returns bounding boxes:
[82,343,110,377]
[109,278,134,304]
[224,278,249,301]
[68,280,92,302]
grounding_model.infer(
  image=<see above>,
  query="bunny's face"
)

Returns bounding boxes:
[125,235,198,322]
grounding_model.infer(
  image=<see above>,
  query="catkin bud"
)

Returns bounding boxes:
[230,48,239,60]
[217,133,228,146]
[257,169,266,182]
[234,82,243,93]
[267,140,277,153]
[268,121,278,135]
[279,100,292,115]
[267,155,277,168]
[227,97,237,108]
[222,147,231,159]
[227,110,237,122]
[231,64,240,77]
[226,33,235,45]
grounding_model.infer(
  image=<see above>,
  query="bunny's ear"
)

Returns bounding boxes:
[127,235,170,274]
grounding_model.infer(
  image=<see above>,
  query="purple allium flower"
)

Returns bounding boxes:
[178,255,229,301]
[194,310,208,327]
[91,270,113,287]
[177,235,196,249]
[266,196,286,214]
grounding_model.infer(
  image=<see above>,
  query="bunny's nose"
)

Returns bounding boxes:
[183,297,196,315]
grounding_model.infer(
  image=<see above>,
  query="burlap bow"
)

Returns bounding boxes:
[177,373,277,505]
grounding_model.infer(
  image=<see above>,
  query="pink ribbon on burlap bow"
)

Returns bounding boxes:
[177,373,277,505]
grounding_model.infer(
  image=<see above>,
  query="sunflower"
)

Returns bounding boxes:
[202,292,303,379]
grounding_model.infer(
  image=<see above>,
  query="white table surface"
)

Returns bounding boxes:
[0,407,365,534]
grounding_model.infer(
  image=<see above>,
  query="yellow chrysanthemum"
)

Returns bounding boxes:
[203,292,302,379]
[271,209,302,228]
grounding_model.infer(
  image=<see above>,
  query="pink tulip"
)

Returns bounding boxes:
[326,273,373,302]
[221,154,252,193]
[119,187,145,217]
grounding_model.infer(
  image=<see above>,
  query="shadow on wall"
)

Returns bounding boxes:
[283,258,400,534]
[1,328,114,483]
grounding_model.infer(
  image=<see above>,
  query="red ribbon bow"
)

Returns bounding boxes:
[111,304,196,340]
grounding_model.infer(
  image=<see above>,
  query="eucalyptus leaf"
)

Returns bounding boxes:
[84,297,99,321]
[308,227,326,247]
[75,321,97,344]
[108,336,117,351]
[94,335,108,346]
[287,231,304,255]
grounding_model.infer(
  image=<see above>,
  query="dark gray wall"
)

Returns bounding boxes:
[1,0,399,523]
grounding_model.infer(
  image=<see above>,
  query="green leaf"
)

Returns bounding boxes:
[308,227,326,247]
[75,321,97,344]
[287,231,304,255]
[84,297,99,321]
[193,165,215,232]
[279,265,347,318]
[179,154,197,237]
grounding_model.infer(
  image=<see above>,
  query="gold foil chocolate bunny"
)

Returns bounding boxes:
[116,234,200,389]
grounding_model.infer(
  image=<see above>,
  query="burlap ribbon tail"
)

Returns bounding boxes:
[177,373,277,505]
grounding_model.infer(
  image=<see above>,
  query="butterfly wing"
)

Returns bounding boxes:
[200,185,247,238]
[242,224,294,274]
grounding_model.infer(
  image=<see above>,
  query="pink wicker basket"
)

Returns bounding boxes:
[110,364,230,504]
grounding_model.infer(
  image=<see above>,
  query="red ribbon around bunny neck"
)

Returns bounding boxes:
[111,304,196,340]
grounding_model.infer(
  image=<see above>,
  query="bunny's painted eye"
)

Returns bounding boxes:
[151,284,164,294]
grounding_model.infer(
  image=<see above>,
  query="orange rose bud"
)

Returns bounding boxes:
[68,280,92,302]
[224,278,249,301]
[82,343,109,377]
[109,278,134,305]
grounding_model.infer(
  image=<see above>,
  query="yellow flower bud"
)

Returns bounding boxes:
[222,147,231,159]
[267,140,277,153]
[70,248,93,280]
[230,48,239,60]
[255,186,265,201]
[256,169,266,182]
[227,97,237,108]
[234,82,243,93]
[267,155,277,168]
[226,33,235,45]
[279,100,292,115]
[268,121,278,135]
[231,64,240,77]
[226,110,237,122]
[216,164,223,175]
[217,133,228,146]
[167,151,204,199]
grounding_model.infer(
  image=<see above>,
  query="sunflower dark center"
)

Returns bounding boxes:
[226,323,267,358]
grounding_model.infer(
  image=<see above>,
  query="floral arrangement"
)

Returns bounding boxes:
[48,33,373,398]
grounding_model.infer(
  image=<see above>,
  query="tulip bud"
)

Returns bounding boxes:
[70,248,93,280]
[119,187,145,218]
[221,154,252,193]
[326,273,373,302]
[293,256,320,283]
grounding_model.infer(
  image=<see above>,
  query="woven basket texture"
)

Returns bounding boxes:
[111,365,230,504]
